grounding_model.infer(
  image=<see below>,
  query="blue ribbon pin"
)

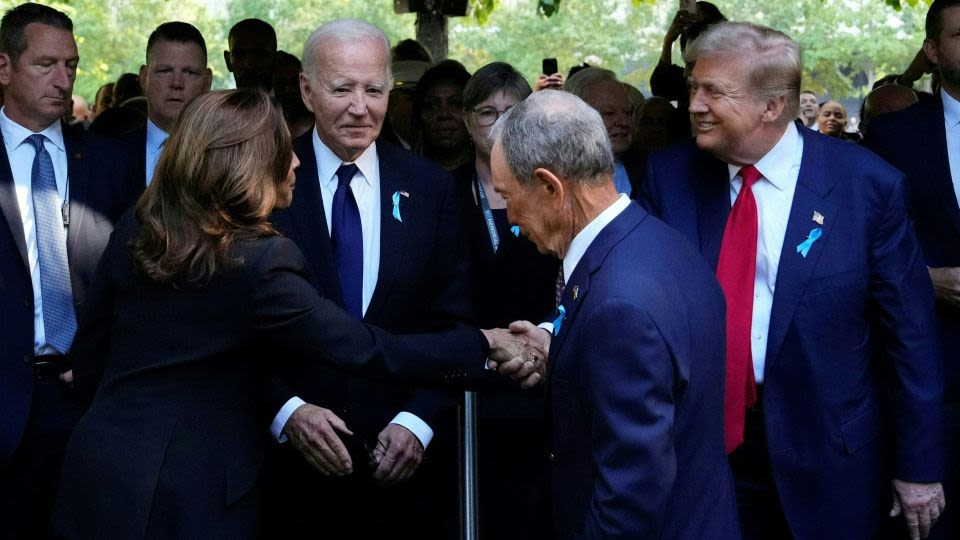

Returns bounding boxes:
[796,227,822,258]
[552,305,566,336]
[510,225,520,237]
[391,191,402,222]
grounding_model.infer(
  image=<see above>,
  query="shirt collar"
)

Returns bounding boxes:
[563,194,631,280]
[726,121,801,192]
[146,118,169,151]
[942,88,960,129]
[312,126,377,189]
[0,106,65,153]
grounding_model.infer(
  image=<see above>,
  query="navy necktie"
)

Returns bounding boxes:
[29,134,77,353]
[332,163,363,319]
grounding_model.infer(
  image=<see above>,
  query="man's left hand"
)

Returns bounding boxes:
[928,267,960,308]
[371,423,424,486]
[890,479,946,540]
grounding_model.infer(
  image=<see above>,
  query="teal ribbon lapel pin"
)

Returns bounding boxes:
[552,305,566,336]
[510,225,520,237]
[392,191,408,222]
[796,227,822,258]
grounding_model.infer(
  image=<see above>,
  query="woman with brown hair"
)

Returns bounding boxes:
[50,89,496,540]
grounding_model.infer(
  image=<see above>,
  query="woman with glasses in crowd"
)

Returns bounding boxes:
[453,62,559,540]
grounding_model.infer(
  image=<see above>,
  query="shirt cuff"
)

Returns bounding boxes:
[538,322,555,334]
[390,411,434,449]
[270,396,307,443]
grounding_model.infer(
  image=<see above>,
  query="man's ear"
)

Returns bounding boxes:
[762,94,787,124]
[532,167,564,206]
[223,50,232,72]
[202,68,213,92]
[299,72,316,114]
[138,64,148,92]
[0,53,13,87]
[924,38,939,68]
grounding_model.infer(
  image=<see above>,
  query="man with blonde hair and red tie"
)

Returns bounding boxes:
[644,21,946,540]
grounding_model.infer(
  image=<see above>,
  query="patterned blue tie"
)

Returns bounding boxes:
[332,163,363,319]
[29,134,77,353]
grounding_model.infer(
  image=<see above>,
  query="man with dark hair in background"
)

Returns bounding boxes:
[799,90,819,129]
[135,21,211,186]
[224,18,277,91]
[863,1,960,537]
[0,3,139,537]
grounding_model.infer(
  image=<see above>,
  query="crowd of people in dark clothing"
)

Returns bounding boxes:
[1,0,959,539]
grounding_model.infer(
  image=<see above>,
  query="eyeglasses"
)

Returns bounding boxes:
[471,105,514,127]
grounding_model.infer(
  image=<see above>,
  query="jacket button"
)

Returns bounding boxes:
[548,452,556,462]
[24,298,31,307]
[23,355,31,364]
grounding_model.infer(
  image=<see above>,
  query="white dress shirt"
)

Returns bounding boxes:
[144,118,168,186]
[271,128,433,448]
[940,88,960,208]
[539,194,631,334]
[725,122,803,384]
[1,108,71,356]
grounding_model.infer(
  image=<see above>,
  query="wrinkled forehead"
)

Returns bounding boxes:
[315,37,390,80]
[20,23,77,58]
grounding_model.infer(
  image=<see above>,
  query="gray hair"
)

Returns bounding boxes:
[491,90,614,188]
[302,19,391,84]
[564,67,618,99]
[684,21,802,122]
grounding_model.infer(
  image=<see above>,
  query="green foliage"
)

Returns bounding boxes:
[223,0,415,60]
[0,0,226,102]
[0,0,935,103]
[472,0,499,25]
[450,0,931,99]
[538,0,561,17]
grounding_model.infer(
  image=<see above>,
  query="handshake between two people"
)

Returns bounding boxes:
[283,320,552,481]
[481,320,552,389]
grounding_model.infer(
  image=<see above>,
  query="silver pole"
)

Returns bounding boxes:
[461,391,479,540]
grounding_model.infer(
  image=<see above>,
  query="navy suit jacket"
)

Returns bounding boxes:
[644,127,945,538]
[0,125,140,463]
[268,133,472,443]
[548,201,739,540]
[863,99,960,400]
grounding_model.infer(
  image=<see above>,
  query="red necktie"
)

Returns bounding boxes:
[716,165,760,454]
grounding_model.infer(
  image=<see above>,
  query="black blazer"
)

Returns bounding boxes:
[452,162,558,329]
[0,125,140,463]
[52,213,489,540]
[268,135,473,443]
[863,98,960,399]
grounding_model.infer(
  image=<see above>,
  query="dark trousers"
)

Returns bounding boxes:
[0,379,83,540]
[927,399,960,540]
[477,411,551,540]
[728,400,794,540]
[261,439,458,540]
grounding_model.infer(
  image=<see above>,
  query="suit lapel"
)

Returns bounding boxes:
[0,132,28,271]
[292,133,344,305]
[546,202,645,383]
[63,126,87,263]
[920,99,960,237]
[365,144,409,320]
[765,130,837,365]
[694,151,732,271]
